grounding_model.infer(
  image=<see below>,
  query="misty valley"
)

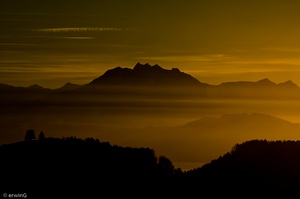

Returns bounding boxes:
[2,63,300,172]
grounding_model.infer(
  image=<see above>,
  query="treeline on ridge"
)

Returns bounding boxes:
[2,130,300,197]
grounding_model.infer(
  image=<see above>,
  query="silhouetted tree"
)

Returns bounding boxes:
[158,155,175,176]
[38,131,45,140]
[24,129,36,141]
[174,168,183,176]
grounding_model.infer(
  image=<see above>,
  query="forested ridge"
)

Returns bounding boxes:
[2,131,300,198]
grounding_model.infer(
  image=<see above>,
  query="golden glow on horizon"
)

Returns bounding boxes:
[3,1,300,174]
[2,1,300,88]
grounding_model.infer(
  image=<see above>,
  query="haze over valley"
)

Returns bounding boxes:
[2,63,300,170]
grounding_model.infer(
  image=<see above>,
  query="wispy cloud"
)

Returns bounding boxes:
[260,47,300,53]
[0,43,37,46]
[138,54,227,63]
[34,27,128,33]
[137,53,300,76]
[59,37,95,40]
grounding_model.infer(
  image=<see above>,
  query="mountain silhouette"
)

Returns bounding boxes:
[0,83,50,92]
[185,113,292,127]
[54,82,83,92]
[208,78,300,98]
[256,78,277,86]
[0,83,53,106]
[27,84,52,92]
[277,80,299,88]
[89,62,206,87]
[217,78,297,88]
[1,63,300,104]
[1,63,299,94]
[2,63,300,147]
[0,82,82,107]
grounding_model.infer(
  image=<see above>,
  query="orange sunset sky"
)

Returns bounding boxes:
[1,0,300,88]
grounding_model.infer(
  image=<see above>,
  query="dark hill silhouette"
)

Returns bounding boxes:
[1,136,182,198]
[184,140,300,196]
[2,135,300,197]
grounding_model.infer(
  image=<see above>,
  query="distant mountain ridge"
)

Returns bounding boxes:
[1,62,300,102]
[184,113,292,127]
[116,113,300,165]
[218,78,299,89]
[0,82,82,93]
[54,82,84,92]
[1,62,299,90]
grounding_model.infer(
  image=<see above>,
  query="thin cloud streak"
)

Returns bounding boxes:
[137,54,300,76]
[60,37,95,40]
[138,54,228,63]
[0,43,37,46]
[34,27,128,33]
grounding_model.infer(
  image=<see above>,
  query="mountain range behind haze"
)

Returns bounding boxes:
[109,112,300,169]
[2,62,300,171]
[1,62,300,106]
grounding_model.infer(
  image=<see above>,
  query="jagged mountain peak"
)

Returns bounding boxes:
[134,62,154,70]
[89,62,202,87]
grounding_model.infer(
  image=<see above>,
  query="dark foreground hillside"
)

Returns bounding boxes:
[185,140,300,196]
[1,136,183,198]
[2,136,300,198]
